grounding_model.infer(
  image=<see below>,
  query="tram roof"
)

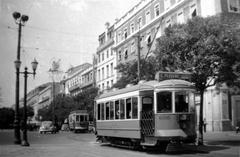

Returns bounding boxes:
[154,79,194,89]
[96,79,194,100]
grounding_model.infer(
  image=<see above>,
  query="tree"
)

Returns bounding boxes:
[73,87,98,120]
[154,15,240,145]
[19,105,34,120]
[38,94,77,123]
[113,57,157,89]
[0,107,14,129]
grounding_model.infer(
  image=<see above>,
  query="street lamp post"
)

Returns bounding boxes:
[12,12,29,144]
[15,58,38,146]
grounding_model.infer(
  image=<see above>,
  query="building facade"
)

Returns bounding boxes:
[108,0,240,131]
[63,63,92,96]
[96,23,118,92]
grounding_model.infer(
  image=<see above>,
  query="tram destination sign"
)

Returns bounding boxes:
[155,71,192,81]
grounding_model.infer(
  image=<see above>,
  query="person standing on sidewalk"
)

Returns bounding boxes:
[203,118,207,133]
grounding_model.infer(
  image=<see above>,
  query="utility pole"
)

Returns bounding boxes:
[137,32,141,82]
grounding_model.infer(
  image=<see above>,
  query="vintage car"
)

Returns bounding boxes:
[39,121,57,134]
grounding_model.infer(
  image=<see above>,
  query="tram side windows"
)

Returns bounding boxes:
[142,97,153,112]
[126,98,132,119]
[76,115,80,122]
[157,91,172,113]
[101,103,105,120]
[120,99,125,119]
[80,115,84,122]
[175,91,189,113]
[110,101,114,120]
[115,100,120,119]
[132,97,138,119]
[97,104,101,120]
[106,102,110,120]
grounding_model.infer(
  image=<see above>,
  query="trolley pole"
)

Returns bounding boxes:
[137,32,141,82]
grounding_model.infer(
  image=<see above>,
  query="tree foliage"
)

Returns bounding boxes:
[38,87,98,123]
[19,105,34,120]
[38,94,77,123]
[0,107,14,129]
[113,57,157,89]
[154,15,240,145]
[73,87,98,120]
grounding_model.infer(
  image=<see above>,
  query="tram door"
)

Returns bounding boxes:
[141,97,154,136]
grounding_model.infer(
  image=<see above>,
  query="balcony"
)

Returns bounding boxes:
[69,84,80,92]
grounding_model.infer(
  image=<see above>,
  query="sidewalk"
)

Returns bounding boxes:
[184,131,240,157]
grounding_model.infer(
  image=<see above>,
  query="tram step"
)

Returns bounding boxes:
[166,143,183,152]
[141,137,157,146]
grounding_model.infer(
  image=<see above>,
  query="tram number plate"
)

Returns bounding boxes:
[159,115,171,120]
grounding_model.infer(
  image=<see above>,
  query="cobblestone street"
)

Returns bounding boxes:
[0,130,240,157]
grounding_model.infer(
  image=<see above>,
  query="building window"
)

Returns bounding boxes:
[166,18,171,27]
[118,51,122,61]
[102,67,104,80]
[107,81,109,89]
[102,52,104,61]
[118,31,121,42]
[146,33,151,46]
[106,65,109,78]
[130,42,135,54]
[164,0,171,10]
[107,50,109,58]
[228,0,240,13]
[124,49,128,59]
[190,3,197,17]
[155,4,160,17]
[124,28,128,39]
[111,80,113,87]
[98,54,100,63]
[137,17,143,29]
[145,10,151,24]
[110,63,113,75]
[177,11,184,24]
[130,23,135,34]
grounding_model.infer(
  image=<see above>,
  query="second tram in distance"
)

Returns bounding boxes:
[69,110,89,133]
[95,79,196,150]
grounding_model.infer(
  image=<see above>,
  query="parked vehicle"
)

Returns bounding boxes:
[69,110,89,133]
[39,121,57,134]
[95,79,197,151]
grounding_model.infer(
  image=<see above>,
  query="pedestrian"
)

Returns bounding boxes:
[203,118,207,133]
[236,121,240,134]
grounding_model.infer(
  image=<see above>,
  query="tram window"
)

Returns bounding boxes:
[110,101,114,120]
[115,100,120,119]
[97,104,101,120]
[126,98,132,119]
[175,91,189,112]
[101,103,105,120]
[142,97,153,112]
[120,99,125,119]
[132,97,138,119]
[157,91,172,113]
[80,115,84,122]
[106,102,110,120]
[76,115,80,122]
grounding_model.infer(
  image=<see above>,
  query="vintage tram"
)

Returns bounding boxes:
[94,79,196,150]
[69,110,89,133]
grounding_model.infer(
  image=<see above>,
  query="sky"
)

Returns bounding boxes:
[0,0,140,107]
